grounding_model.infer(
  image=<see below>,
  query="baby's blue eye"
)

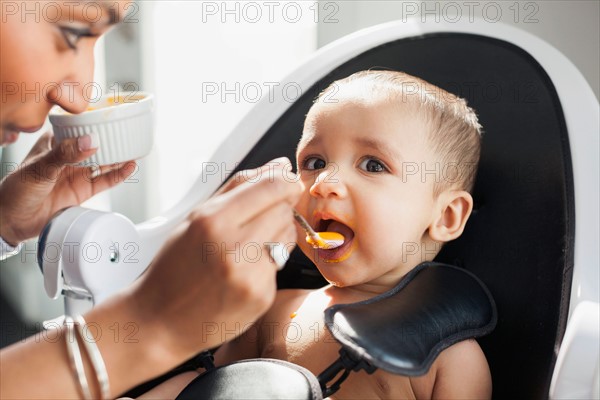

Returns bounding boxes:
[359,158,386,173]
[303,157,326,170]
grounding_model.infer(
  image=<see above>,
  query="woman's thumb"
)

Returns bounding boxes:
[46,133,99,166]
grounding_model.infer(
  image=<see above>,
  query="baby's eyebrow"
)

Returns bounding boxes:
[354,137,404,163]
[297,134,321,153]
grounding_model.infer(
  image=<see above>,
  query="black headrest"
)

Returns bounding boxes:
[235,33,574,398]
[324,262,496,376]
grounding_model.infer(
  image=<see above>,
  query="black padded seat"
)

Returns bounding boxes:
[231,33,574,399]
[176,359,323,400]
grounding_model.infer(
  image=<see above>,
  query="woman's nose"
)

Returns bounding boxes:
[309,166,348,199]
[48,47,96,114]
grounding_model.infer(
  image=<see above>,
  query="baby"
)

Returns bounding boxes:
[140,70,490,399]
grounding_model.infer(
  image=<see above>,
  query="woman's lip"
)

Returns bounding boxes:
[6,123,45,133]
[15,125,44,133]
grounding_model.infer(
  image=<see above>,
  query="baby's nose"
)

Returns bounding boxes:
[309,167,347,198]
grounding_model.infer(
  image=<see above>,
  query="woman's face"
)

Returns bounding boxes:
[0,1,130,146]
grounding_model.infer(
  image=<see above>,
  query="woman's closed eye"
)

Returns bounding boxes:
[59,26,97,50]
[358,157,389,173]
[302,156,327,170]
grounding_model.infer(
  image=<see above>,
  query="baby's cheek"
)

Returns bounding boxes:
[369,234,399,258]
[298,177,308,192]
[295,179,312,206]
[361,216,408,257]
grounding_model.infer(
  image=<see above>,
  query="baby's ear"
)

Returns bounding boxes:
[428,190,474,243]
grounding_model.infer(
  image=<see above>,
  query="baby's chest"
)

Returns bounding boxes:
[260,314,340,371]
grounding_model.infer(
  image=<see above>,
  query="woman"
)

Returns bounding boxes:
[0,1,301,398]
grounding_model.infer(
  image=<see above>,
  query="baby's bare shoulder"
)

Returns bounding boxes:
[437,339,489,370]
[421,339,492,399]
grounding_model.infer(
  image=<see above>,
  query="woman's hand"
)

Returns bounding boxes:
[0,132,135,245]
[125,158,302,367]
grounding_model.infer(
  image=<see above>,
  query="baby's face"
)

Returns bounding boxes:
[295,98,440,290]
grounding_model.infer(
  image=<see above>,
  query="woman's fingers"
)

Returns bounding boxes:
[185,158,301,272]
[226,200,297,270]
[21,133,99,182]
[263,221,298,270]
[84,161,137,195]
[43,133,99,166]
[239,200,297,243]
[215,157,294,196]
[210,164,301,229]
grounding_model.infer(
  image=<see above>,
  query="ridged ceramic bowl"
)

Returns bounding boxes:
[49,92,154,166]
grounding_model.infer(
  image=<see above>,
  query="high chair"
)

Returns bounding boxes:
[39,19,599,399]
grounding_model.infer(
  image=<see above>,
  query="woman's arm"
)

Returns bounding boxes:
[1,292,174,399]
[213,310,266,367]
[0,159,302,399]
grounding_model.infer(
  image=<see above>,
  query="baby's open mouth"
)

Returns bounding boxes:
[314,218,355,261]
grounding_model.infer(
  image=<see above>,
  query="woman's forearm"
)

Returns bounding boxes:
[0,291,176,399]
[1,324,82,399]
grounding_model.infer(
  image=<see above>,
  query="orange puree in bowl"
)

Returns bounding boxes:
[107,95,146,105]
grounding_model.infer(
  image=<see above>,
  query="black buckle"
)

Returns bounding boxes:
[317,348,375,397]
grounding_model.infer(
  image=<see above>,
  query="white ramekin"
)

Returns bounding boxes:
[49,92,154,166]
